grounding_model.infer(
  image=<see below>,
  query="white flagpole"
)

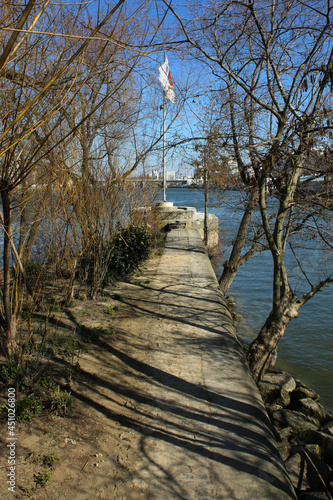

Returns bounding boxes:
[162,93,166,202]
[159,53,175,203]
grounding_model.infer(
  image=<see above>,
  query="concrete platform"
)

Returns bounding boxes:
[122,228,296,499]
[154,201,219,253]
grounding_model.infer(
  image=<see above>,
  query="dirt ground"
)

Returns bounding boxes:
[0,254,164,500]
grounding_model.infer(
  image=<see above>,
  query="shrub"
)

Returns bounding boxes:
[0,363,18,384]
[25,261,49,289]
[49,333,85,357]
[48,387,72,416]
[16,395,43,421]
[77,224,152,295]
[0,372,73,421]
[35,469,52,487]
[103,305,119,315]
[109,225,151,279]
[43,452,59,467]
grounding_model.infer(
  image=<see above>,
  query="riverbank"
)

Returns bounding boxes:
[256,368,333,499]
[226,296,333,497]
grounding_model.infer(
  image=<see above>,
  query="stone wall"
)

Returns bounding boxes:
[258,368,333,499]
[154,202,219,254]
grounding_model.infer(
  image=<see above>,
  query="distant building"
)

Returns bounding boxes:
[148,169,159,179]
[166,171,176,181]
[192,176,203,186]
[183,176,193,186]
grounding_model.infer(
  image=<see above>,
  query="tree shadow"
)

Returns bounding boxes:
[60,304,295,498]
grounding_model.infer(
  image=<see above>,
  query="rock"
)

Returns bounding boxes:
[262,370,296,393]
[300,430,324,445]
[289,398,330,425]
[262,370,294,391]
[302,493,331,499]
[319,412,333,433]
[278,442,291,461]
[280,388,291,406]
[258,382,291,406]
[277,426,294,442]
[305,444,321,458]
[271,409,320,434]
[262,371,333,498]
[266,403,284,415]
[294,380,320,401]
[259,370,297,408]
[232,312,243,324]
[304,450,332,491]
[299,430,333,467]
[322,424,333,436]
[225,295,236,308]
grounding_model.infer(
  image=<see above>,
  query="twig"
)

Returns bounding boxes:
[302,448,333,500]
[80,459,89,472]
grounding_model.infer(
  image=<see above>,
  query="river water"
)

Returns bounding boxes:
[162,188,333,412]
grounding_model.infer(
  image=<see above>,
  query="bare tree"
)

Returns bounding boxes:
[164,0,333,381]
[0,0,161,356]
[193,86,265,293]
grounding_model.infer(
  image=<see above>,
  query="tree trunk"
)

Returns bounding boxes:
[1,189,17,356]
[247,308,294,383]
[24,186,50,262]
[204,168,208,245]
[219,186,259,294]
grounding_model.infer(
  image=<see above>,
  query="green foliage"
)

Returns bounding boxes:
[103,305,119,315]
[35,376,57,391]
[0,363,18,384]
[14,385,72,420]
[109,225,151,279]
[86,325,115,341]
[104,328,116,336]
[16,395,43,421]
[0,369,73,420]
[35,469,52,487]
[48,333,86,357]
[86,326,102,341]
[48,387,72,415]
[77,224,152,295]
[113,293,124,301]
[43,452,59,467]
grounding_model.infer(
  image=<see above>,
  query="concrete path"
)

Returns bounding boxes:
[117,228,296,499]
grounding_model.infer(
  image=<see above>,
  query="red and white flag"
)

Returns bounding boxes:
[158,55,176,103]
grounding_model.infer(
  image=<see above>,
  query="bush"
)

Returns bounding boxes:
[77,238,114,298]
[49,333,85,357]
[109,225,151,279]
[0,363,19,384]
[35,469,52,487]
[16,395,43,421]
[0,372,73,421]
[43,451,59,467]
[25,261,50,294]
[77,224,152,295]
